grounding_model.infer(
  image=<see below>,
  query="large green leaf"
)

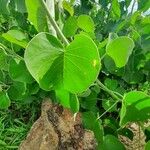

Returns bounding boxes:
[9,58,34,83]
[0,91,10,109]
[120,91,150,126]
[25,33,100,93]
[25,0,48,32]
[106,36,135,68]
[77,15,95,33]
[101,135,125,150]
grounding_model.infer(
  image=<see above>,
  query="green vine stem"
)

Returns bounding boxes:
[46,0,57,36]
[41,0,69,46]
[97,100,119,120]
[41,0,122,102]
[96,79,122,101]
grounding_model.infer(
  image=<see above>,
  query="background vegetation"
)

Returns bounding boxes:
[0,0,150,149]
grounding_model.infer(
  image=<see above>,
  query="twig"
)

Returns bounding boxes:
[41,0,69,46]
[46,0,57,36]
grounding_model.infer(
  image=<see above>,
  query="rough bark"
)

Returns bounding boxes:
[19,100,97,150]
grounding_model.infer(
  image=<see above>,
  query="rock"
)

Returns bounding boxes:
[19,100,97,150]
[119,123,146,150]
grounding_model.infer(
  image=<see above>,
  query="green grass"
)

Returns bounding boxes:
[0,99,41,150]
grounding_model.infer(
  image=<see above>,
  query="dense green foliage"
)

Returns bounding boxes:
[0,0,150,149]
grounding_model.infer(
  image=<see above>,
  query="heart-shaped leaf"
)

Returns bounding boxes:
[106,36,135,68]
[25,33,100,93]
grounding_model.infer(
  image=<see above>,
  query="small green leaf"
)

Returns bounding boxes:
[70,94,79,113]
[81,88,98,111]
[104,78,118,91]
[120,91,150,126]
[2,30,28,48]
[0,91,10,109]
[112,0,121,19]
[28,82,39,95]
[25,0,48,32]
[106,36,135,68]
[7,82,27,100]
[77,15,95,33]
[101,135,125,150]
[62,0,74,16]
[25,32,100,93]
[9,59,34,83]
[63,16,78,37]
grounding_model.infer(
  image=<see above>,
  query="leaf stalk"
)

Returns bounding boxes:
[41,0,69,46]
